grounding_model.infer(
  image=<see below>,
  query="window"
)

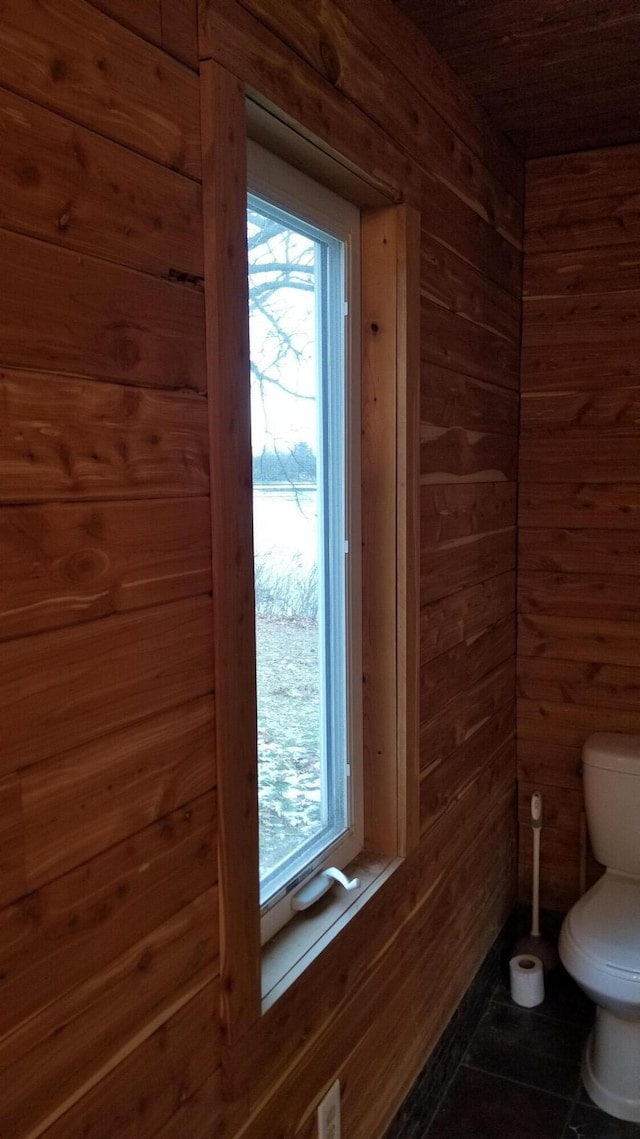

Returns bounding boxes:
[202,69,419,1022]
[247,144,362,942]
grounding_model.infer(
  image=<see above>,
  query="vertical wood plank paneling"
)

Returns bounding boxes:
[199,58,262,1042]
[518,141,640,910]
[361,208,400,853]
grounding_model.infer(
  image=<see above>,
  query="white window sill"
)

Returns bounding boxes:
[261,851,401,1010]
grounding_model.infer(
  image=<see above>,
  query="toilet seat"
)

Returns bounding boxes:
[564,871,640,980]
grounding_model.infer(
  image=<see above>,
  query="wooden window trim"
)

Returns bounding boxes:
[200,58,419,1044]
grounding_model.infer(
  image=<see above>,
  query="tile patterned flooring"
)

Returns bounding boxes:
[424,967,640,1138]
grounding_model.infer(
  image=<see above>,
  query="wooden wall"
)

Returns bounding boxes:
[0,1,521,1136]
[519,142,640,910]
[0,1,221,1135]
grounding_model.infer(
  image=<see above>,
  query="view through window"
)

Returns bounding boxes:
[247,148,361,938]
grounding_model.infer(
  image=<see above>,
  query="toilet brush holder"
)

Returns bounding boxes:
[514,792,559,973]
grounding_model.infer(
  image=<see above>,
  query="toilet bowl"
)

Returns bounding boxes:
[560,871,640,1121]
[559,733,640,1123]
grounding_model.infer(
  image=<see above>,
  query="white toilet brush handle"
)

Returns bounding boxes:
[531,792,543,938]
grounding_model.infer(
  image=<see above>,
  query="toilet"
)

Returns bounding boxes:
[560,732,640,1123]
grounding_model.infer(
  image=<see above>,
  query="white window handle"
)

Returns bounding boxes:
[291,866,361,912]
[324,866,360,892]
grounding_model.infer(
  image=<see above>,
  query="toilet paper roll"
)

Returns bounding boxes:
[509,954,544,1008]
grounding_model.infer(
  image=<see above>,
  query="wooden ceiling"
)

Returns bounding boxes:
[392,0,640,157]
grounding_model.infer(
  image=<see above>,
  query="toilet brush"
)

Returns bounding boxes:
[514,792,559,973]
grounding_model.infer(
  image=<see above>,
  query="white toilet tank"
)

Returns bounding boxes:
[583,732,640,876]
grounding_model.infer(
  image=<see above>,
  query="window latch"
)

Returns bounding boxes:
[291,866,361,912]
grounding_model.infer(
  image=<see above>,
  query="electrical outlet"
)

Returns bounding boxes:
[317,1079,341,1139]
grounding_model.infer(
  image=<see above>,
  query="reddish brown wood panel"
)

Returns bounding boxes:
[0,794,217,1039]
[420,424,517,484]
[21,696,215,888]
[161,0,199,67]
[40,981,220,1139]
[0,0,522,1135]
[393,1,640,158]
[518,143,640,909]
[87,0,162,42]
[0,2,218,1135]
[422,302,520,391]
[421,483,516,543]
[421,365,519,436]
[0,595,214,771]
[0,230,205,390]
[421,174,522,296]
[0,0,200,176]
[0,369,208,505]
[0,86,203,278]
[0,497,211,640]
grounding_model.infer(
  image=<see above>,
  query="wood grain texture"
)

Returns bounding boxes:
[420,659,514,772]
[519,527,640,576]
[525,243,640,297]
[421,235,520,341]
[87,0,162,42]
[226,0,520,238]
[421,483,516,543]
[422,302,520,391]
[518,655,640,714]
[518,697,640,749]
[0,230,205,389]
[523,290,640,349]
[393,1,640,159]
[0,794,217,1038]
[526,145,640,208]
[21,696,215,888]
[421,528,516,606]
[215,757,515,1131]
[521,341,640,392]
[0,369,208,504]
[420,571,516,666]
[200,60,261,1042]
[0,893,217,1139]
[420,718,514,834]
[332,0,523,204]
[0,6,216,1136]
[520,433,640,483]
[0,86,203,277]
[0,596,214,772]
[0,776,26,908]
[519,570,640,622]
[421,614,515,715]
[525,189,640,254]
[40,981,220,1139]
[421,365,519,435]
[521,385,640,429]
[421,172,523,293]
[0,0,201,176]
[519,612,640,668]
[518,146,640,907]
[161,0,199,68]
[7,0,522,1134]
[518,738,582,792]
[361,205,421,855]
[0,498,211,641]
[198,0,417,206]
[421,424,517,484]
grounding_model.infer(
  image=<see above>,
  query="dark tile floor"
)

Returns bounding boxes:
[424,966,640,1139]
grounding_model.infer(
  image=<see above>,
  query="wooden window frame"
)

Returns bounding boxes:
[201,59,420,1044]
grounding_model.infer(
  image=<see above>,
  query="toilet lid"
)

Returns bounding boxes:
[567,873,640,975]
